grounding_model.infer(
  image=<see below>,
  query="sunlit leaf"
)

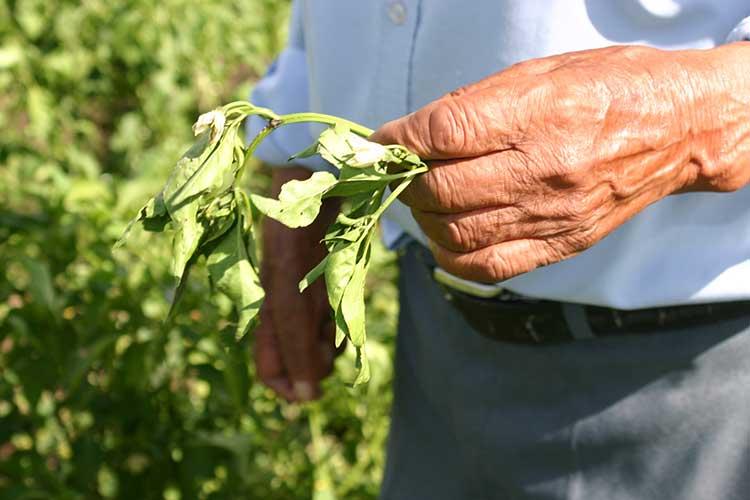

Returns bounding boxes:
[206,213,265,341]
[251,171,337,228]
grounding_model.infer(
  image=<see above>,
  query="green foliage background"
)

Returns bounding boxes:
[0,1,397,498]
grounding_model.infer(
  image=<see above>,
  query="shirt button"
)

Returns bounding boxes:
[387,1,407,25]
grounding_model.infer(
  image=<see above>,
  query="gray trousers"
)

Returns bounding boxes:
[380,244,750,500]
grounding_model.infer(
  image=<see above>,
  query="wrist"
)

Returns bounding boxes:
[677,43,750,192]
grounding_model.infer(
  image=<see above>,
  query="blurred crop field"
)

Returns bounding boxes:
[0,1,398,499]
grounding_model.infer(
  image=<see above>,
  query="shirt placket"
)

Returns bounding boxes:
[370,0,421,126]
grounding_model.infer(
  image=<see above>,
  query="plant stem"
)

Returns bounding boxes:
[276,113,373,137]
[222,101,374,138]
[234,120,277,183]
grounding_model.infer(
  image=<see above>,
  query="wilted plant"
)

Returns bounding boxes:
[117,102,427,384]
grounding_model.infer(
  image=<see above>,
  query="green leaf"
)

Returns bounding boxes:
[333,310,347,348]
[322,218,369,247]
[324,241,359,313]
[144,193,167,217]
[299,255,329,293]
[170,203,205,279]
[324,225,372,355]
[167,254,197,321]
[162,127,238,278]
[114,194,169,248]
[199,193,237,246]
[206,214,265,341]
[325,240,360,347]
[353,346,370,386]
[288,140,320,161]
[238,190,262,269]
[316,125,387,169]
[312,126,351,169]
[324,167,387,199]
[142,213,170,232]
[339,248,370,347]
[250,171,337,228]
[163,127,236,212]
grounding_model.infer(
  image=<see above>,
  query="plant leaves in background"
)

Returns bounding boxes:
[0,3,402,499]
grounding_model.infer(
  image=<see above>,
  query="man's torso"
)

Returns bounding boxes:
[298,0,750,308]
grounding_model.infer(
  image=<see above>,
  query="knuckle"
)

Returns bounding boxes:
[421,168,455,210]
[550,83,590,119]
[460,248,507,283]
[448,84,472,99]
[427,100,467,156]
[443,217,475,252]
[483,251,512,283]
[617,44,657,63]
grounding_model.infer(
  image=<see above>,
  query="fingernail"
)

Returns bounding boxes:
[293,381,315,402]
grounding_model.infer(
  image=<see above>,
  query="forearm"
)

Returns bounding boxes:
[681,42,750,193]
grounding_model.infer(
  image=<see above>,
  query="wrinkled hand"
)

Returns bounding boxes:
[255,167,340,402]
[372,45,750,282]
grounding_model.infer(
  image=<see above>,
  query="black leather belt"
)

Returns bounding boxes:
[413,244,750,344]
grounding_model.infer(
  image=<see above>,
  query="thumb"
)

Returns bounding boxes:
[370,91,515,160]
[369,103,450,160]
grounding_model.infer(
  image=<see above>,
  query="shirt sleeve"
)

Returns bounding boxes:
[727,16,750,42]
[245,0,330,172]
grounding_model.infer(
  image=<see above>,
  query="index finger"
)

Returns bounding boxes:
[397,149,530,213]
[370,84,535,160]
[370,49,603,159]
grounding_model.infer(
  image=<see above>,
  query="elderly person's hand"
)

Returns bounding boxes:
[371,45,750,283]
[255,167,340,402]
